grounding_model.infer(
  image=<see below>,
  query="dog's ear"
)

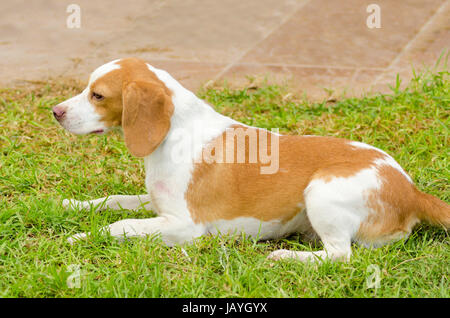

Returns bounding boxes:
[122,81,174,157]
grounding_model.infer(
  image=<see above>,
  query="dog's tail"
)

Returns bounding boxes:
[416,190,450,229]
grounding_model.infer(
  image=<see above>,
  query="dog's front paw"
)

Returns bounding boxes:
[267,249,295,261]
[63,199,84,210]
[67,232,88,245]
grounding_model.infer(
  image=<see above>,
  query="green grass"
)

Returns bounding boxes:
[0,67,449,298]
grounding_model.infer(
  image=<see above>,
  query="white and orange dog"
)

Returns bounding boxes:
[54,58,449,262]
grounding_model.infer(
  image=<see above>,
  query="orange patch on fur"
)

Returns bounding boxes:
[357,164,450,244]
[186,126,388,224]
[89,58,174,157]
[356,165,420,244]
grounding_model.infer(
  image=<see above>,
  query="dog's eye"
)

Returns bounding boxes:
[92,92,104,101]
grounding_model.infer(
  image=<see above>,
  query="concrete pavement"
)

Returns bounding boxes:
[0,0,448,99]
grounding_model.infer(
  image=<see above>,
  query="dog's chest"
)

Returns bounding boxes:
[143,154,194,217]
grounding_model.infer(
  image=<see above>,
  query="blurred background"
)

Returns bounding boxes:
[0,0,448,99]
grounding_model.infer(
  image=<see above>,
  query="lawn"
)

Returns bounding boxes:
[0,65,448,298]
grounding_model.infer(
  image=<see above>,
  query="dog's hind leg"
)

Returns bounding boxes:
[267,201,353,263]
[268,167,380,262]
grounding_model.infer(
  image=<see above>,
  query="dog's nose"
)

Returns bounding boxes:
[52,105,66,121]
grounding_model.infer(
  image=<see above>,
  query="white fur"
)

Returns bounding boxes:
[349,141,412,183]
[56,88,106,135]
[206,209,308,241]
[63,61,236,246]
[61,59,414,263]
[269,167,382,262]
[55,60,121,135]
[88,59,121,86]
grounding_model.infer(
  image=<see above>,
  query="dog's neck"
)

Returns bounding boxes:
[144,64,235,163]
[147,64,236,145]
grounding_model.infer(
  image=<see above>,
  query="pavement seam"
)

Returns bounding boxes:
[145,58,386,71]
[211,0,312,83]
[372,0,449,87]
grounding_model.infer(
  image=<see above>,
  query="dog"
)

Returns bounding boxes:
[53,57,449,262]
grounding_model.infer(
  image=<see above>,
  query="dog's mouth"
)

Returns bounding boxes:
[90,129,105,135]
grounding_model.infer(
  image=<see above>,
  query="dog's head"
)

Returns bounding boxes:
[53,58,174,157]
